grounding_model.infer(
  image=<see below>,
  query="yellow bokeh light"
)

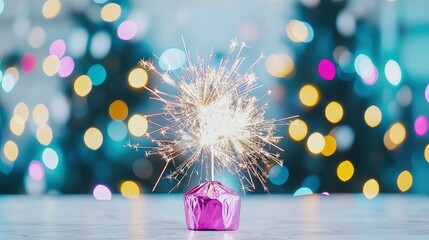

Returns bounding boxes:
[397,170,412,192]
[325,101,344,124]
[265,54,294,78]
[299,84,320,107]
[337,160,354,182]
[84,127,103,150]
[363,179,379,200]
[128,68,149,89]
[321,135,337,156]
[109,100,129,120]
[364,105,382,128]
[36,124,53,146]
[101,3,121,22]
[10,116,26,136]
[3,140,19,162]
[120,181,140,199]
[32,104,49,125]
[425,144,429,163]
[14,102,30,122]
[389,122,406,145]
[288,119,308,141]
[286,20,309,42]
[74,75,92,97]
[307,132,325,154]
[383,130,398,151]
[42,0,61,19]
[42,55,60,76]
[128,114,148,137]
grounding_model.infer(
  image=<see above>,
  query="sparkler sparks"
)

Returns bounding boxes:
[138,39,297,192]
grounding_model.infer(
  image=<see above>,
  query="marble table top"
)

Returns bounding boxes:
[0,194,428,239]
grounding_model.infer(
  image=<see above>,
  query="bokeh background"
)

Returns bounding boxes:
[1,0,429,199]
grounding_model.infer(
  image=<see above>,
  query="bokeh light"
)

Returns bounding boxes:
[90,31,111,59]
[0,0,4,15]
[28,27,46,48]
[265,54,294,78]
[286,20,313,43]
[101,3,121,22]
[10,116,26,136]
[364,105,382,128]
[299,84,319,107]
[321,135,337,157]
[288,119,308,141]
[332,126,354,151]
[337,160,354,182]
[109,100,128,121]
[32,104,49,125]
[307,132,325,154]
[425,84,429,103]
[93,184,112,200]
[318,59,336,80]
[2,74,15,93]
[269,165,289,185]
[128,114,148,137]
[42,0,61,19]
[117,20,138,40]
[159,48,187,71]
[84,127,103,150]
[294,187,313,196]
[14,102,30,122]
[50,39,66,58]
[36,124,53,146]
[128,68,148,89]
[397,170,412,192]
[29,161,45,182]
[355,54,377,85]
[384,60,402,86]
[21,53,36,73]
[414,115,428,136]
[325,101,343,124]
[3,140,19,162]
[133,159,153,180]
[42,55,60,76]
[107,120,128,142]
[87,64,107,86]
[58,56,75,78]
[120,181,140,199]
[42,148,59,170]
[363,179,379,199]
[74,75,92,97]
[389,122,406,145]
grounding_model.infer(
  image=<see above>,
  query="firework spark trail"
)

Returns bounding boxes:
[137,39,297,192]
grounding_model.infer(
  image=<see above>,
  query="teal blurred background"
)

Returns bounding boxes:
[0,0,428,199]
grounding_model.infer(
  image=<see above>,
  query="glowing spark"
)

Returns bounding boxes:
[138,39,296,192]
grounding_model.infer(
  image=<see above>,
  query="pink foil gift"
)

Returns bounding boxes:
[184,181,241,231]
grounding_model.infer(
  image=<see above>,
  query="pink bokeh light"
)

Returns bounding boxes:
[29,161,45,182]
[362,66,378,85]
[21,53,36,73]
[414,115,428,136]
[317,59,336,80]
[58,56,75,78]
[117,20,138,41]
[50,39,66,58]
[93,184,112,200]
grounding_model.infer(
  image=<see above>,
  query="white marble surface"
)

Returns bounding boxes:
[0,194,428,239]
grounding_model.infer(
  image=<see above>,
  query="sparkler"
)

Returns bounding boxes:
[138,39,297,193]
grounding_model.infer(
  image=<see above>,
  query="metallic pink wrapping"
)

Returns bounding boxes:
[184,181,241,231]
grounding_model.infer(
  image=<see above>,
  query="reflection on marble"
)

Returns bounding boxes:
[0,194,428,239]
